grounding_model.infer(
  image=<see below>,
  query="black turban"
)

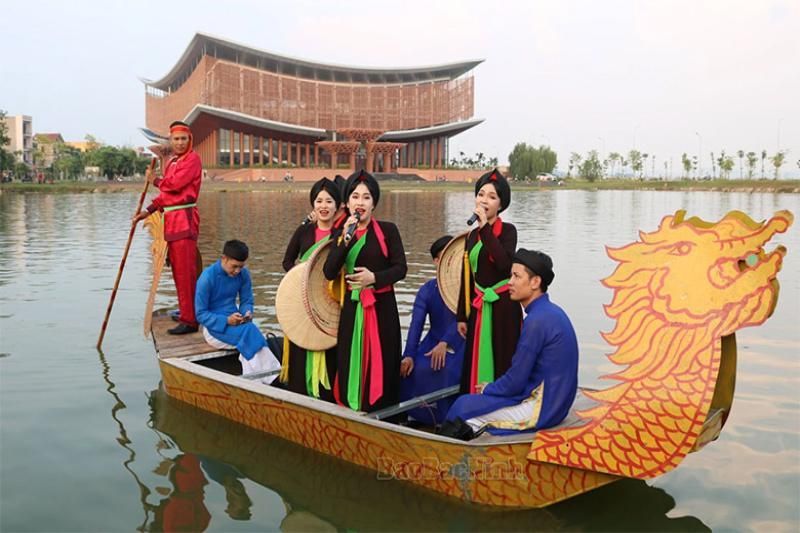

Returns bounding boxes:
[334,175,347,202]
[430,235,453,259]
[309,177,342,207]
[344,169,380,206]
[513,248,555,291]
[474,168,511,213]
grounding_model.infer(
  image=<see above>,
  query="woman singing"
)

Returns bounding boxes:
[457,169,522,394]
[323,170,407,413]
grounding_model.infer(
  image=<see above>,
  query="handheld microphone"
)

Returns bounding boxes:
[344,211,361,243]
[466,213,479,226]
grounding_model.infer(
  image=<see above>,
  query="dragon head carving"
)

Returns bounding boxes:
[604,210,792,336]
[529,210,793,479]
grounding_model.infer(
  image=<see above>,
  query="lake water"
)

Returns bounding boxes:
[1,188,798,531]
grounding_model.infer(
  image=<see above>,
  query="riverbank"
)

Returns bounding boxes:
[2,178,799,194]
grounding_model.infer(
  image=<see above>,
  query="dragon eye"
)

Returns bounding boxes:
[669,242,693,256]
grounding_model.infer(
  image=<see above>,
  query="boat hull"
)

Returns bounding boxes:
[158,358,617,508]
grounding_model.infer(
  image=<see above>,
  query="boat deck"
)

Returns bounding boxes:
[152,311,234,359]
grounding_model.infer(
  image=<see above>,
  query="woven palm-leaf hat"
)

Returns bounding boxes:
[275,262,336,351]
[436,232,468,314]
[303,240,344,340]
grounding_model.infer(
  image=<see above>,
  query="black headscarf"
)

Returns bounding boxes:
[430,235,453,259]
[474,168,511,213]
[513,248,555,291]
[333,175,347,206]
[309,177,342,207]
[344,169,380,207]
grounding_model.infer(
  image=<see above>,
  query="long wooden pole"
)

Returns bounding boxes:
[96,158,156,350]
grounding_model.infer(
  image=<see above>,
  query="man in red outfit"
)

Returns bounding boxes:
[134,121,202,334]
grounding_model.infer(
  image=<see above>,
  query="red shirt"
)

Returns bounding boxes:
[147,151,202,241]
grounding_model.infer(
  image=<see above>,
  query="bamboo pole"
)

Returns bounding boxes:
[96,158,156,349]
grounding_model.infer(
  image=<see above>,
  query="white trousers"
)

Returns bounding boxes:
[203,327,281,384]
[465,397,538,431]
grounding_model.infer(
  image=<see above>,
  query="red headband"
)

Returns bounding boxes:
[170,124,191,134]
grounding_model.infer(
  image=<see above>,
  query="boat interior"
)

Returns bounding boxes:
[151,311,726,449]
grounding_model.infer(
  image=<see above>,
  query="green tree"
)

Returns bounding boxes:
[681,153,692,179]
[760,149,767,178]
[13,161,30,180]
[607,152,621,177]
[737,150,744,179]
[0,110,14,174]
[507,143,557,180]
[567,152,582,179]
[628,150,643,178]
[711,150,725,178]
[719,151,735,179]
[52,143,85,180]
[578,150,604,182]
[770,151,786,180]
[746,152,758,179]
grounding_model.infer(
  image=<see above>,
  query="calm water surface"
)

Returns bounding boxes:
[1,189,798,531]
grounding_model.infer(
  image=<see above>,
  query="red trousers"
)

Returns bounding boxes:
[168,238,198,326]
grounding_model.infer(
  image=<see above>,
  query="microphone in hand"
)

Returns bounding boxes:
[344,211,361,243]
[466,212,479,226]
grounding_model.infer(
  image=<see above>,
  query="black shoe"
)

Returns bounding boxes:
[168,323,199,335]
[437,418,477,441]
[169,309,180,322]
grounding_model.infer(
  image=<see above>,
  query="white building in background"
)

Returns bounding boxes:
[3,115,33,166]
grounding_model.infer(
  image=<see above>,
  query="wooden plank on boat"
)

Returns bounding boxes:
[151,314,223,359]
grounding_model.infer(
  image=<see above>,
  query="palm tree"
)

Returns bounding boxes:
[746,152,757,179]
[760,149,767,179]
[737,150,744,179]
[642,153,649,179]
[770,151,786,180]
[710,152,717,179]
[681,153,692,179]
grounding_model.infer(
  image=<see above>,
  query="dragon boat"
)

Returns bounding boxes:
[146,209,792,508]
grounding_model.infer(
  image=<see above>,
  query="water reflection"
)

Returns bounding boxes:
[148,386,708,531]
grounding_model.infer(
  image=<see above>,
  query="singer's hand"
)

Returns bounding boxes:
[307,210,318,223]
[344,214,359,229]
[343,214,360,242]
[345,267,375,289]
[474,206,489,227]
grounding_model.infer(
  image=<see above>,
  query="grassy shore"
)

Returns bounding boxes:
[2,178,799,194]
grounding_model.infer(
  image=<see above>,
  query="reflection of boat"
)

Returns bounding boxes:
[149,385,709,531]
[147,209,793,508]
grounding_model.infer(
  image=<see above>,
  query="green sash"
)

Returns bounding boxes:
[344,233,369,409]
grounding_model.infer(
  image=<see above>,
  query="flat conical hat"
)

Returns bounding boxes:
[303,240,344,338]
[276,262,336,351]
[437,232,468,314]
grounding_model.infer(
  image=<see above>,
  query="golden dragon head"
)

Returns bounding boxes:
[604,210,792,336]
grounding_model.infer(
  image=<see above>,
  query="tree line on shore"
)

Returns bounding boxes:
[509,142,795,181]
[1,111,151,181]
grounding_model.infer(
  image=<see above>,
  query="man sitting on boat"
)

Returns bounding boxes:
[399,235,465,426]
[440,249,578,440]
[195,240,281,382]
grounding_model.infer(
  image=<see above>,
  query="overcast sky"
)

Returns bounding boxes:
[2,0,798,176]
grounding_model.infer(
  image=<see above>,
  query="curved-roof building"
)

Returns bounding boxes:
[143,33,483,172]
